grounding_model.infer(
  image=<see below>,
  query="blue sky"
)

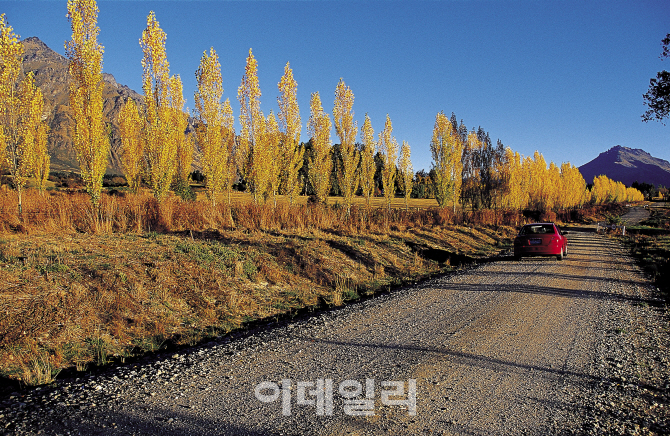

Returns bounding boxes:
[2,0,669,173]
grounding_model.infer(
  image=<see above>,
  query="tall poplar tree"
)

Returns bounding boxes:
[0,16,50,214]
[118,98,143,194]
[237,49,262,202]
[33,122,50,194]
[528,151,548,210]
[398,140,413,211]
[195,48,236,207]
[359,113,376,209]
[378,114,398,211]
[265,111,281,205]
[140,11,181,201]
[333,78,359,214]
[430,112,462,211]
[277,62,303,205]
[65,0,109,207]
[307,92,332,204]
[1,73,43,215]
[170,75,193,193]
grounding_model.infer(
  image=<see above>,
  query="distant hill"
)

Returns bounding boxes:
[22,36,143,174]
[578,145,670,188]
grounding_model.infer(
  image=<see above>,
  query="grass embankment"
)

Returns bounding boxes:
[0,188,632,387]
[624,205,670,300]
[0,189,523,387]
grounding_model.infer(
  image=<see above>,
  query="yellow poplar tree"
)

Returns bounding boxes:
[277,62,304,205]
[591,175,609,204]
[140,11,180,201]
[333,78,360,214]
[237,49,263,202]
[0,15,37,215]
[614,181,627,203]
[521,155,533,209]
[430,112,462,211]
[547,161,561,210]
[307,92,332,204]
[265,112,281,205]
[528,151,548,210]
[195,48,236,207]
[118,98,143,193]
[221,100,236,205]
[0,13,22,171]
[379,114,398,211]
[33,122,50,194]
[398,140,413,210]
[65,0,110,207]
[501,147,515,209]
[511,151,527,209]
[558,163,586,209]
[170,75,193,191]
[359,113,376,209]
[1,72,44,215]
[626,187,643,202]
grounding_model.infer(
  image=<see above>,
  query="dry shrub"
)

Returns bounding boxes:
[539,210,557,223]
[503,210,523,226]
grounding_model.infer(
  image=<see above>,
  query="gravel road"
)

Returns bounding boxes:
[620,206,651,226]
[1,229,668,435]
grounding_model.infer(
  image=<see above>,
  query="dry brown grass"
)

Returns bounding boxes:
[0,188,553,386]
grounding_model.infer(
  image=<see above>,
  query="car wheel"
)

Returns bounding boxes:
[564,246,568,258]
[556,250,564,261]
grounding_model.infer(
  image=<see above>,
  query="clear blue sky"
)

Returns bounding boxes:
[3,0,669,174]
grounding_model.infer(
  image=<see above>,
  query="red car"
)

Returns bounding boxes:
[513,223,568,261]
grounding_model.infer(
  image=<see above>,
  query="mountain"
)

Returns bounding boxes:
[22,36,143,174]
[578,145,670,188]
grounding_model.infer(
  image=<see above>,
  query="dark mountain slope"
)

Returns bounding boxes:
[578,145,670,187]
[22,36,143,174]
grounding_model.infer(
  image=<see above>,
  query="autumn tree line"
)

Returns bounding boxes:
[428,111,644,212]
[0,1,644,221]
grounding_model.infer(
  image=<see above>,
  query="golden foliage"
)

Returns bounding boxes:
[359,113,376,208]
[398,140,413,210]
[118,98,143,193]
[65,0,109,207]
[170,75,192,187]
[307,92,332,204]
[590,175,642,204]
[430,112,462,210]
[333,78,360,213]
[259,111,281,205]
[1,16,50,206]
[195,48,236,206]
[237,48,262,201]
[11,73,43,204]
[140,11,184,201]
[379,114,398,211]
[277,62,304,205]
[33,122,50,194]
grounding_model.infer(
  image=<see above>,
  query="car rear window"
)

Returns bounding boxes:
[519,224,555,235]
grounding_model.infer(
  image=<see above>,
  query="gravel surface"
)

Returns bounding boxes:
[1,228,668,435]
[620,206,651,226]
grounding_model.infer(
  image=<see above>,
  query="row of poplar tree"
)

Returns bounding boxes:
[1,1,644,216]
[428,111,644,212]
[117,11,414,215]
